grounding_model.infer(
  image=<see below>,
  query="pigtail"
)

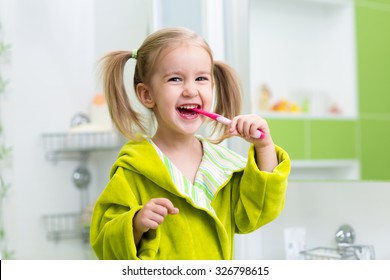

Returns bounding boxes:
[211,61,242,142]
[100,50,146,139]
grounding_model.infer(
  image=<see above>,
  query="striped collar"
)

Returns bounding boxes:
[149,137,246,214]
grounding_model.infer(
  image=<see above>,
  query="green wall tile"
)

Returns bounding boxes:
[356,5,390,114]
[360,118,390,180]
[309,120,357,159]
[356,2,390,180]
[267,119,306,160]
[356,0,390,5]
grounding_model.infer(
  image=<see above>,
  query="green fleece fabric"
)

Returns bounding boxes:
[90,138,290,260]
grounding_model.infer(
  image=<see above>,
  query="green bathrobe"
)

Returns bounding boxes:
[90,137,290,260]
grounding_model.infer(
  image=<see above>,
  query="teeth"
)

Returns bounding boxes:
[178,105,198,109]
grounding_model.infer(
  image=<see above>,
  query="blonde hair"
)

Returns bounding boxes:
[100,27,242,143]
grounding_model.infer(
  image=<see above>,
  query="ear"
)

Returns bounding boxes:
[136,83,155,109]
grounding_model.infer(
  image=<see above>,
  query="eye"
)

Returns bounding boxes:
[168,77,182,82]
[196,76,209,82]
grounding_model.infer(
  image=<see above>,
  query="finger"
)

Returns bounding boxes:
[150,204,169,217]
[169,207,179,214]
[231,115,245,134]
[236,118,251,139]
[134,210,159,232]
[248,120,262,138]
[239,115,265,139]
[152,198,179,215]
[148,211,165,225]
[137,206,173,231]
[250,125,261,139]
[229,116,241,135]
[141,216,161,230]
[243,120,254,139]
[245,116,261,135]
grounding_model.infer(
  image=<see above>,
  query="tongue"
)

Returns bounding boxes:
[178,108,196,115]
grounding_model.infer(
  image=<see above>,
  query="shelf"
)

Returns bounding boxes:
[42,131,124,152]
[41,132,116,243]
[300,246,357,260]
[249,0,357,118]
[256,110,357,120]
[42,212,89,243]
[42,131,125,161]
[290,159,360,180]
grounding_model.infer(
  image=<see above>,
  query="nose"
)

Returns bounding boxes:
[182,82,199,97]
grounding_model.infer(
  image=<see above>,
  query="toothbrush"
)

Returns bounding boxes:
[192,108,265,139]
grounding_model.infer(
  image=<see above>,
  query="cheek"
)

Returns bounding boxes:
[202,86,214,105]
[155,97,177,115]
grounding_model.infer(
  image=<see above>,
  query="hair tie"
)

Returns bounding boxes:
[131,49,138,59]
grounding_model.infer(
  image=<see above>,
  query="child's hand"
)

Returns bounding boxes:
[228,114,272,147]
[229,114,278,172]
[133,198,179,234]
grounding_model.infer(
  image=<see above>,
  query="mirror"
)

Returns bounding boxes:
[225,0,390,181]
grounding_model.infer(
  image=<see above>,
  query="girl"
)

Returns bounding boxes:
[90,27,290,260]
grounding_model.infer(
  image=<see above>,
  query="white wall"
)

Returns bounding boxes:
[249,0,357,117]
[235,181,390,260]
[1,0,151,259]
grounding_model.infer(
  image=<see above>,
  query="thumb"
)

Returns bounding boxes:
[155,198,179,215]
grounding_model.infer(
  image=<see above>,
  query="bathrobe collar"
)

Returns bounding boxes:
[148,136,247,213]
[111,136,247,203]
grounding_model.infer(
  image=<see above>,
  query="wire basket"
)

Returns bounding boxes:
[300,246,358,260]
[42,131,126,161]
[42,131,124,152]
[43,212,89,243]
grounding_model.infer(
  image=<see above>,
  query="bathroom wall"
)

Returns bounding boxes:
[355,0,390,180]
[1,0,93,259]
[1,0,150,259]
[1,0,389,260]
[235,181,390,260]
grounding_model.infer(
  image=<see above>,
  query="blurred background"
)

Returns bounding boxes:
[0,0,389,260]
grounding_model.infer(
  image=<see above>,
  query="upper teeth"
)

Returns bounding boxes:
[178,105,198,109]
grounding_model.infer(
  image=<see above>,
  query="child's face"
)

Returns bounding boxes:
[146,43,214,137]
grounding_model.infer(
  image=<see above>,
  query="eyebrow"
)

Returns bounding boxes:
[163,70,212,78]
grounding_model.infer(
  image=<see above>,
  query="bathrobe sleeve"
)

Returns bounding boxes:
[233,144,290,233]
[90,167,159,260]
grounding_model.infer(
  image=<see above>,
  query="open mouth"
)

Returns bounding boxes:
[177,104,200,116]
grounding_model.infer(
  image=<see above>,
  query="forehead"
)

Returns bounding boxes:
[157,42,212,68]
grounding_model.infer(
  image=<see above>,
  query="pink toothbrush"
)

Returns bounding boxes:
[192,108,265,139]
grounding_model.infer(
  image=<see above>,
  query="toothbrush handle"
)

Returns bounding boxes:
[252,130,265,139]
[216,116,232,126]
[216,116,265,139]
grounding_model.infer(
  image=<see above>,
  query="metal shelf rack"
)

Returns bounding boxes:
[41,131,125,243]
[42,131,125,161]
